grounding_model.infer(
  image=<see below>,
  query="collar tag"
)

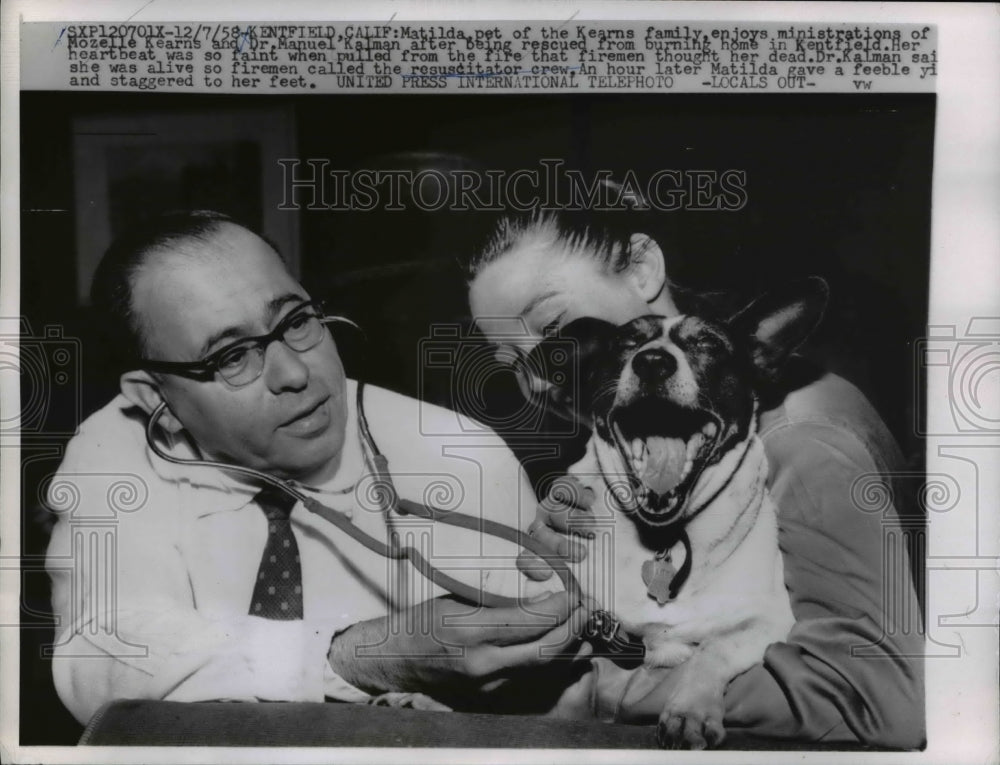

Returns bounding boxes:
[641,555,678,605]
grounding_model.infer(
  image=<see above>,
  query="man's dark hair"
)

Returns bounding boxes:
[90,210,274,372]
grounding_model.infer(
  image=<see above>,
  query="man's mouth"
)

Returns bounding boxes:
[279,395,331,433]
[608,400,719,519]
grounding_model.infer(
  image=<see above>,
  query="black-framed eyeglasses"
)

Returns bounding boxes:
[139,300,354,388]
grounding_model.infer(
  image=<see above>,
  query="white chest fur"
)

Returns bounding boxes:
[568,432,794,670]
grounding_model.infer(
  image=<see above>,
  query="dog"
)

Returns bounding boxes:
[526,278,829,748]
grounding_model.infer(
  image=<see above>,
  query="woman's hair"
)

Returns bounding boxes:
[462,185,731,320]
[466,205,648,279]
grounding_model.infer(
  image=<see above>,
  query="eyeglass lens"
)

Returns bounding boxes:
[216,309,327,385]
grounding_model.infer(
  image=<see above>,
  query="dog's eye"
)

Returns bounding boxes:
[693,334,723,351]
[620,331,646,350]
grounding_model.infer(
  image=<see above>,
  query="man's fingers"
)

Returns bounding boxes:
[487,603,590,668]
[574,639,595,661]
[457,591,576,647]
[457,599,593,681]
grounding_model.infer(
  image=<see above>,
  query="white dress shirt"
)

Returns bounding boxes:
[46,379,544,724]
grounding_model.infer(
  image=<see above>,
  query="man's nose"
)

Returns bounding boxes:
[631,347,677,381]
[264,341,310,391]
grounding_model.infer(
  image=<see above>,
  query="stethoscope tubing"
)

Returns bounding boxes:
[145,390,586,610]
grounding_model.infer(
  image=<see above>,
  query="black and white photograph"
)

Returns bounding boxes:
[2,2,998,763]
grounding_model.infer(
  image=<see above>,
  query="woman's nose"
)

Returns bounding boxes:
[264,341,310,391]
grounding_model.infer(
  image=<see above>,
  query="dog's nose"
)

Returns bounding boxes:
[632,348,677,380]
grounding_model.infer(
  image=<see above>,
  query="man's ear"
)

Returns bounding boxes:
[119,369,185,434]
[728,277,829,382]
[624,233,667,304]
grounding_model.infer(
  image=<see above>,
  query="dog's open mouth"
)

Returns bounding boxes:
[609,399,719,518]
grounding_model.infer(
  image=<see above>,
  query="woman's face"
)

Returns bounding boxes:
[469,233,675,391]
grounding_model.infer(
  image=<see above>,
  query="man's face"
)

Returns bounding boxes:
[134,223,348,484]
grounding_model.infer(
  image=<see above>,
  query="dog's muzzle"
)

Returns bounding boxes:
[605,400,720,521]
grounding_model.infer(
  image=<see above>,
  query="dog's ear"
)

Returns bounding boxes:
[525,317,619,424]
[728,277,829,382]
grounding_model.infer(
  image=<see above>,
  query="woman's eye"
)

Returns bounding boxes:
[532,306,567,337]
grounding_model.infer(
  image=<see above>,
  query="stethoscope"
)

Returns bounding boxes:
[145,381,645,657]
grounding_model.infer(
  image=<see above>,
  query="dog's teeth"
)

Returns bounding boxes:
[681,459,693,480]
[703,421,718,438]
[686,433,702,459]
[631,438,644,461]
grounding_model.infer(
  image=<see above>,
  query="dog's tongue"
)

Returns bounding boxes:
[640,436,688,495]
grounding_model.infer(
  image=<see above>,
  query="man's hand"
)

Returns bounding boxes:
[518,475,597,581]
[327,592,590,704]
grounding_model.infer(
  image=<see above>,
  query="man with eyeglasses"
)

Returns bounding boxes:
[45,211,587,728]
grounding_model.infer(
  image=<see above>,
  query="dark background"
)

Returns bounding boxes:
[19,91,934,744]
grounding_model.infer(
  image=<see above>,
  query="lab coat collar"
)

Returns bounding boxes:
[133,378,362,519]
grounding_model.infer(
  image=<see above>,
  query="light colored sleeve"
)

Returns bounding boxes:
[719,421,925,747]
[45,423,347,724]
[322,651,372,703]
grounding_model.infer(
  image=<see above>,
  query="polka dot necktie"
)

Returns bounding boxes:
[249,486,304,620]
